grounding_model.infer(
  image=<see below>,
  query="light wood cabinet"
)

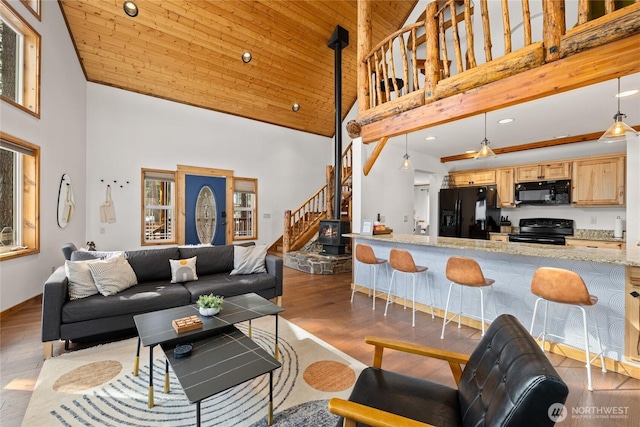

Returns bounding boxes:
[625,266,640,362]
[515,161,571,182]
[490,234,508,242]
[450,170,496,186]
[496,168,515,208]
[564,238,624,250]
[571,155,625,206]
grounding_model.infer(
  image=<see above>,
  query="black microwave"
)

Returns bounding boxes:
[515,180,571,205]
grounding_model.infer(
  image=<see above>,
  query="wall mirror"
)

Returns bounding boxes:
[57,174,74,228]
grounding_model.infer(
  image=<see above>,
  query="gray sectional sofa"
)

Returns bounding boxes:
[42,244,282,357]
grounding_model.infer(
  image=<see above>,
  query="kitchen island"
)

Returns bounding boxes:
[346,233,640,377]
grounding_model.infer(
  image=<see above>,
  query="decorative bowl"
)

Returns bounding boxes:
[198,306,220,317]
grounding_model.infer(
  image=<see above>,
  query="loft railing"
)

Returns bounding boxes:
[281,143,352,253]
[357,0,640,128]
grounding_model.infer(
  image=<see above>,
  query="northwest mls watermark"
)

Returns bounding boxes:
[548,403,630,422]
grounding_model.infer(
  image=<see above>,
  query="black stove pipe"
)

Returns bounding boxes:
[328,25,349,220]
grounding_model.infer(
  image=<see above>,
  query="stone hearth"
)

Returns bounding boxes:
[285,250,352,275]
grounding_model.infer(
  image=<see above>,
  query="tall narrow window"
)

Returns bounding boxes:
[142,169,175,245]
[1,1,41,117]
[0,131,39,260]
[233,178,257,240]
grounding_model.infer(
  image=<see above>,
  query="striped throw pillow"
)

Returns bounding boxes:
[65,259,101,300]
[88,253,138,296]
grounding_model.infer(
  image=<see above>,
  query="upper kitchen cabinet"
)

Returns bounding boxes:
[449,169,496,186]
[515,162,571,182]
[572,154,626,206]
[496,168,516,208]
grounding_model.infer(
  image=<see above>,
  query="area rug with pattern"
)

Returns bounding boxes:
[23,317,365,426]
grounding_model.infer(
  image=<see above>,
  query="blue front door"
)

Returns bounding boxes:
[185,175,226,245]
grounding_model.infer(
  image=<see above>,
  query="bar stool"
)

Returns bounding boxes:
[384,248,434,327]
[441,256,495,339]
[529,267,606,391]
[352,244,388,310]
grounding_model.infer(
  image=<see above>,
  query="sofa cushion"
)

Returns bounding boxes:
[170,256,198,283]
[230,244,267,275]
[88,253,138,296]
[183,272,276,302]
[178,246,234,276]
[61,281,191,323]
[125,247,180,283]
[70,250,122,261]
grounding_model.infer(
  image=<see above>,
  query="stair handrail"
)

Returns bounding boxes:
[281,142,353,254]
[283,185,328,253]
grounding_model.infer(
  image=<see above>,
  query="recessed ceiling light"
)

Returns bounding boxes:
[553,134,569,139]
[465,150,476,154]
[497,118,515,124]
[241,52,252,63]
[292,103,300,112]
[425,136,437,141]
[123,1,138,17]
[616,89,639,98]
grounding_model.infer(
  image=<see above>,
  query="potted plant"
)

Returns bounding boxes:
[196,294,224,316]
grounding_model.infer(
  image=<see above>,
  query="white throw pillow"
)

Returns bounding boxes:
[230,244,267,275]
[169,256,198,283]
[65,259,101,300]
[88,253,138,296]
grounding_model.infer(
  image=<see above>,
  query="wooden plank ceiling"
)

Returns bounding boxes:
[60,0,417,137]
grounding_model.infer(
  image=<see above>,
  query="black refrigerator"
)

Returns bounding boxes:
[438,186,500,239]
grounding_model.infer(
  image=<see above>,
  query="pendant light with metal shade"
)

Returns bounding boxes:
[474,113,497,159]
[400,134,413,170]
[599,78,638,143]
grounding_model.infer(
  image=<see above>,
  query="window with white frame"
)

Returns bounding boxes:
[1,1,41,117]
[0,132,39,260]
[142,169,175,245]
[233,178,257,240]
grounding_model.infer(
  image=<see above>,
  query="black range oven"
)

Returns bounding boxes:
[508,218,574,245]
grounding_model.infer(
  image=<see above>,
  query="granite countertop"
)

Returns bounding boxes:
[490,229,624,242]
[344,233,640,267]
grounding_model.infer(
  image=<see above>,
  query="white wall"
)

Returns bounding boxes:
[357,139,447,234]
[626,136,640,247]
[0,0,87,311]
[86,84,332,250]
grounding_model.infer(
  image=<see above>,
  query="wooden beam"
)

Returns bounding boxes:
[561,2,640,58]
[360,32,640,143]
[363,136,389,176]
[440,126,640,163]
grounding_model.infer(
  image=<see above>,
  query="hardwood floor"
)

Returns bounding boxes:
[2,267,639,426]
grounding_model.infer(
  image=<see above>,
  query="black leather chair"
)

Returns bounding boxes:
[329,314,568,427]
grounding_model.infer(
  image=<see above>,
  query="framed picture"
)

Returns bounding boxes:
[361,219,373,235]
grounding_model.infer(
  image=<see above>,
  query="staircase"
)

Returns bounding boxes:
[268,143,352,260]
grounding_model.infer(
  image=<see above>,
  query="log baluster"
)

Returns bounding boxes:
[464,0,476,68]
[502,0,512,54]
[523,0,532,46]
[480,0,492,62]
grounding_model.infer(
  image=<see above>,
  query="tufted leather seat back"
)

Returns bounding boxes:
[457,314,568,427]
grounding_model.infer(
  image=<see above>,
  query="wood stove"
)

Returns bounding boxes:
[318,219,350,255]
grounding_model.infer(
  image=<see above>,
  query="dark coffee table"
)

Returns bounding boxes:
[133,293,283,407]
[162,326,281,426]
